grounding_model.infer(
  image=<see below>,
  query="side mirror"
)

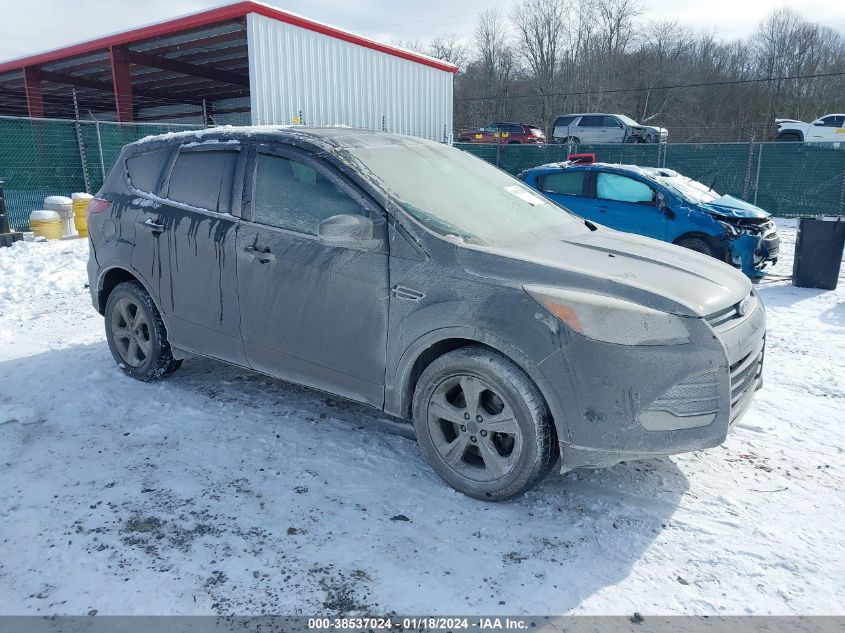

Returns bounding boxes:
[813,120,824,126]
[317,214,381,251]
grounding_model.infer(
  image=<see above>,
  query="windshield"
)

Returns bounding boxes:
[341,140,583,246]
[655,174,720,204]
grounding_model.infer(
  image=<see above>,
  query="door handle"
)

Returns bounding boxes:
[140,218,165,233]
[244,246,276,263]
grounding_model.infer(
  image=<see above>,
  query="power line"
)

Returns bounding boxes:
[456,71,845,102]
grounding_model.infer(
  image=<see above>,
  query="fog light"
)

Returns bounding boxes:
[638,369,720,431]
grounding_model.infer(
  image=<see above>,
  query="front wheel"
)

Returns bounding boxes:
[104,281,179,381]
[676,236,716,258]
[412,347,556,501]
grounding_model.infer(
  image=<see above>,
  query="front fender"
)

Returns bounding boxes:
[385,326,573,444]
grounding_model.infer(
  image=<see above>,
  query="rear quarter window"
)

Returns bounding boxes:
[125,147,172,193]
[539,171,586,196]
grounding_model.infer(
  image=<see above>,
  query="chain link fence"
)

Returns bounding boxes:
[457,141,845,218]
[0,116,200,230]
[2,115,843,231]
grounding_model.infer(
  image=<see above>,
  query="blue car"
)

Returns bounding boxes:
[519,163,780,277]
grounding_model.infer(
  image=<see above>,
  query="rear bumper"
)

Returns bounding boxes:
[539,298,766,471]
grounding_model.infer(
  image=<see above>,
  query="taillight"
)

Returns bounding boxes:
[86,196,112,221]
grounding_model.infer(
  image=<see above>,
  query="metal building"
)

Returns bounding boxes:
[0,1,457,140]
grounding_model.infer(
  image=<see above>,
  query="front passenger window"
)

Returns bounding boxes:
[596,173,655,205]
[252,153,366,234]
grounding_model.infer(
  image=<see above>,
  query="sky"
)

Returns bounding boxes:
[0,0,843,62]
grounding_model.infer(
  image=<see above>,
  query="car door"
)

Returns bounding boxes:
[603,116,626,143]
[808,115,845,141]
[593,171,668,240]
[236,143,390,407]
[574,115,604,143]
[126,145,176,308]
[154,142,246,365]
[535,170,595,218]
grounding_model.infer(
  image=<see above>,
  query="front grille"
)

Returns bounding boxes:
[763,233,780,258]
[729,341,764,422]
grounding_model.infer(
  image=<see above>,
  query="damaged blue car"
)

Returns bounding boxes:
[519,163,780,277]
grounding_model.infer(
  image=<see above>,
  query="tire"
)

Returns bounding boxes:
[676,236,716,258]
[104,281,177,381]
[564,136,580,145]
[412,346,557,501]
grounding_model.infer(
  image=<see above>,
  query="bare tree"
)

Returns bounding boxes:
[510,0,569,130]
[429,34,469,71]
[452,4,845,141]
[471,9,515,124]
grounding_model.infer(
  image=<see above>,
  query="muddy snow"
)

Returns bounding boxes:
[0,220,842,615]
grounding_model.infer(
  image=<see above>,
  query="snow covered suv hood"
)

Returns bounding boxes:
[700,195,770,220]
[460,227,751,318]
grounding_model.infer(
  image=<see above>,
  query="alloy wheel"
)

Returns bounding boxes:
[427,375,523,482]
[110,297,153,367]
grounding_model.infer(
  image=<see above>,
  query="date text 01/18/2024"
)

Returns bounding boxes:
[307,617,530,630]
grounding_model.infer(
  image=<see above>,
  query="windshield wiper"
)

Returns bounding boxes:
[584,219,598,231]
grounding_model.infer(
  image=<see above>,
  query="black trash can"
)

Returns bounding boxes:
[792,216,845,290]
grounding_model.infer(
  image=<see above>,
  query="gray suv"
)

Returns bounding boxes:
[87,127,764,500]
[553,113,668,144]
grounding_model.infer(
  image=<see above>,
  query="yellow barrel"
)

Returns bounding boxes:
[29,210,63,240]
[72,192,93,237]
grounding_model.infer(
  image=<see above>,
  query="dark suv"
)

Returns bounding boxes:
[457,122,546,144]
[87,127,765,500]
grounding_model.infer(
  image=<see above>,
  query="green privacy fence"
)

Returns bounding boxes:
[0,116,200,231]
[456,141,845,218]
[2,115,843,231]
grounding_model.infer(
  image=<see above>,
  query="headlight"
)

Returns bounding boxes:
[717,219,743,237]
[524,285,690,346]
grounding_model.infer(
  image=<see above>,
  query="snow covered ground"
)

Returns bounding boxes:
[0,219,843,616]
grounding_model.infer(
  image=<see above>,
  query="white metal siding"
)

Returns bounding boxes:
[247,13,453,141]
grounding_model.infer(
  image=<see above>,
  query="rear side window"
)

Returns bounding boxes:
[539,171,585,196]
[578,116,604,127]
[252,153,366,235]
[596,173,654,204]
[167,149,238,213]
[554,116,577,128]
[125,147,171,193]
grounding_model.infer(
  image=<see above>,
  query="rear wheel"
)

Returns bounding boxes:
[563,136,580,144]
[412,347,556,501]
[104,281,179,381]
[676,236,716,258]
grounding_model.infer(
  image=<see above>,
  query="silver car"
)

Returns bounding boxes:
[553,113,668,144]
[87,127,762,501]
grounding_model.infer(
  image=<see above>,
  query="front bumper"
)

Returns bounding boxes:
[723,224,780,277]
[539,296,766,471]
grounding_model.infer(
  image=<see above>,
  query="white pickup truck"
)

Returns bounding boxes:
[775,114,845,142]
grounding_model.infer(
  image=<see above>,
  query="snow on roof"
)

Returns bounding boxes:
[0,1,458,75]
